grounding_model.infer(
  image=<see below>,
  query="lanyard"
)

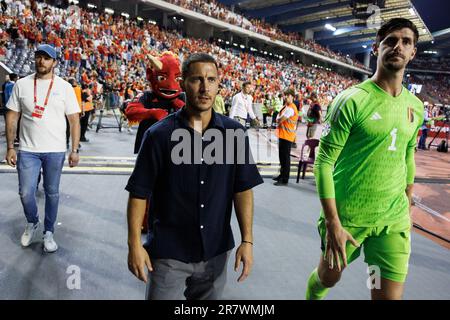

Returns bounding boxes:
[34,74,54,109]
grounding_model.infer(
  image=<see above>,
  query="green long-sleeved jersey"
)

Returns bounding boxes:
[314,79,424,227]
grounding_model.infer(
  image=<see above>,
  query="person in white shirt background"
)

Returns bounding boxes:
[229,81,259,127]
[5,44,80,253]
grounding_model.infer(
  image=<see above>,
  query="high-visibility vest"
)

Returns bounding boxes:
[271,97,283,112]
[261,99,271,113]
[276,103,298,142]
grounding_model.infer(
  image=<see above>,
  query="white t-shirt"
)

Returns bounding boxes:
[7,74,80,152]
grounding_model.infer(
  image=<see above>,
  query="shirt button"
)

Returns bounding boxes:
[200,225,204,229]
[200,204,204,208]
[201,181,204,184]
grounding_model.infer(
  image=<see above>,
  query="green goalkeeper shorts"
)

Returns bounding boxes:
[318,216,411,283]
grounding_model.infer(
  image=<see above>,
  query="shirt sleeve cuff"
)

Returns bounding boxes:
[125,184,151,199]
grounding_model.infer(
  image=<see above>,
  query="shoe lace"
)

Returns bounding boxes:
[24,224,34,235]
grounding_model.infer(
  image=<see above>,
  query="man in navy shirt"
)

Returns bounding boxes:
[125,53,263,300]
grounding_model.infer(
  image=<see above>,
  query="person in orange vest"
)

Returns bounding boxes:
[274,89,299,186]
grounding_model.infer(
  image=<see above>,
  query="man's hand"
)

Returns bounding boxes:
[250,118,260,128]
[128,245,153,283]
[234,242,253,282]
[6,148,17,167]
[325,219,359,272]
[68,152,79,167]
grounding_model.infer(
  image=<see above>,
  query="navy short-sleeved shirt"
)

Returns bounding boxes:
[125,108,263,263]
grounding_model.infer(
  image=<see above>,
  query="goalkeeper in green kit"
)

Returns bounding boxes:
[305,18,424,300]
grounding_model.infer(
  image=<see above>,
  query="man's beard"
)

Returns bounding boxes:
[384,60,406,71]
[384,54,407,71]
[36,65,53,76]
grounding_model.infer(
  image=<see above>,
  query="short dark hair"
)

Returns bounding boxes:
[284,89,295,97]
[182,53,218,79]
[376,18,419,45]
[9,73,18,81]
[242,81,251,88]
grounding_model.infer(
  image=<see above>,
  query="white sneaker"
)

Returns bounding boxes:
[21,222,39,247]
[43,231,58,253]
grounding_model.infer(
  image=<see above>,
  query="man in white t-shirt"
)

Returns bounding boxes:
[5,44,80,253]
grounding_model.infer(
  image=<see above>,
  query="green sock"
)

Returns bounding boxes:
[305,268,329,300]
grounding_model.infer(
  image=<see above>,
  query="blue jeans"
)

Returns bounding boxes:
[418,128,428,149]
[17,151,66,233]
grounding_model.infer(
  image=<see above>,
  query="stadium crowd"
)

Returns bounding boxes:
[0,0,357,113]
[165,0,369,70]
[409,56,450,71]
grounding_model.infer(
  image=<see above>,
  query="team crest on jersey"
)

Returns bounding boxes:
[321,123,331,137]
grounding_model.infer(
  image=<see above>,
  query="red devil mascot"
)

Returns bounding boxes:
[125,51,185,153]
[125,51,185,232]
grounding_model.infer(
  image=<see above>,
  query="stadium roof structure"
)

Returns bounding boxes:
[218,0,434,55]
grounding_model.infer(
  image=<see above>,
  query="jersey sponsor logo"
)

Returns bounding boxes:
[370,112,382,120]
[321,123,331,137]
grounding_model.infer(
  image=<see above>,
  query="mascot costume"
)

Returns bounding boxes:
[125,51,185,232]
[125,51,185,153]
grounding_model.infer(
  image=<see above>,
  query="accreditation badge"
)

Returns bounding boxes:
[32,105,45,119]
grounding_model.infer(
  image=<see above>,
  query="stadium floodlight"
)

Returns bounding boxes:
[325,24,337,32]
[279,56,283,59]
[409,8,416,16]
[173,17,177,20]
[121,12,130,19]
[233,43,238,47]
[225,41,230,44]
[104,8,114,15]
[297,60,300,63]
[149,20,157,25]
[181,18,184,22]
[431,40,434,44]
[137,17,143,21]
[87,3,97,9]
[264,51,267,55]
[362,45,367,48]
[71,0,79,4]
[240,44,245,49]
[291,52,294,55]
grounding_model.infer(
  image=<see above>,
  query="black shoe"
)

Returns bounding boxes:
[272,175,281,181]
[273,181,288,186]
[80,137,89,142]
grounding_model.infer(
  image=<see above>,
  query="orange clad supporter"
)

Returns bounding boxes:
[81,72,90,85]
[36,32,43,43]
[73,85,82,111]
